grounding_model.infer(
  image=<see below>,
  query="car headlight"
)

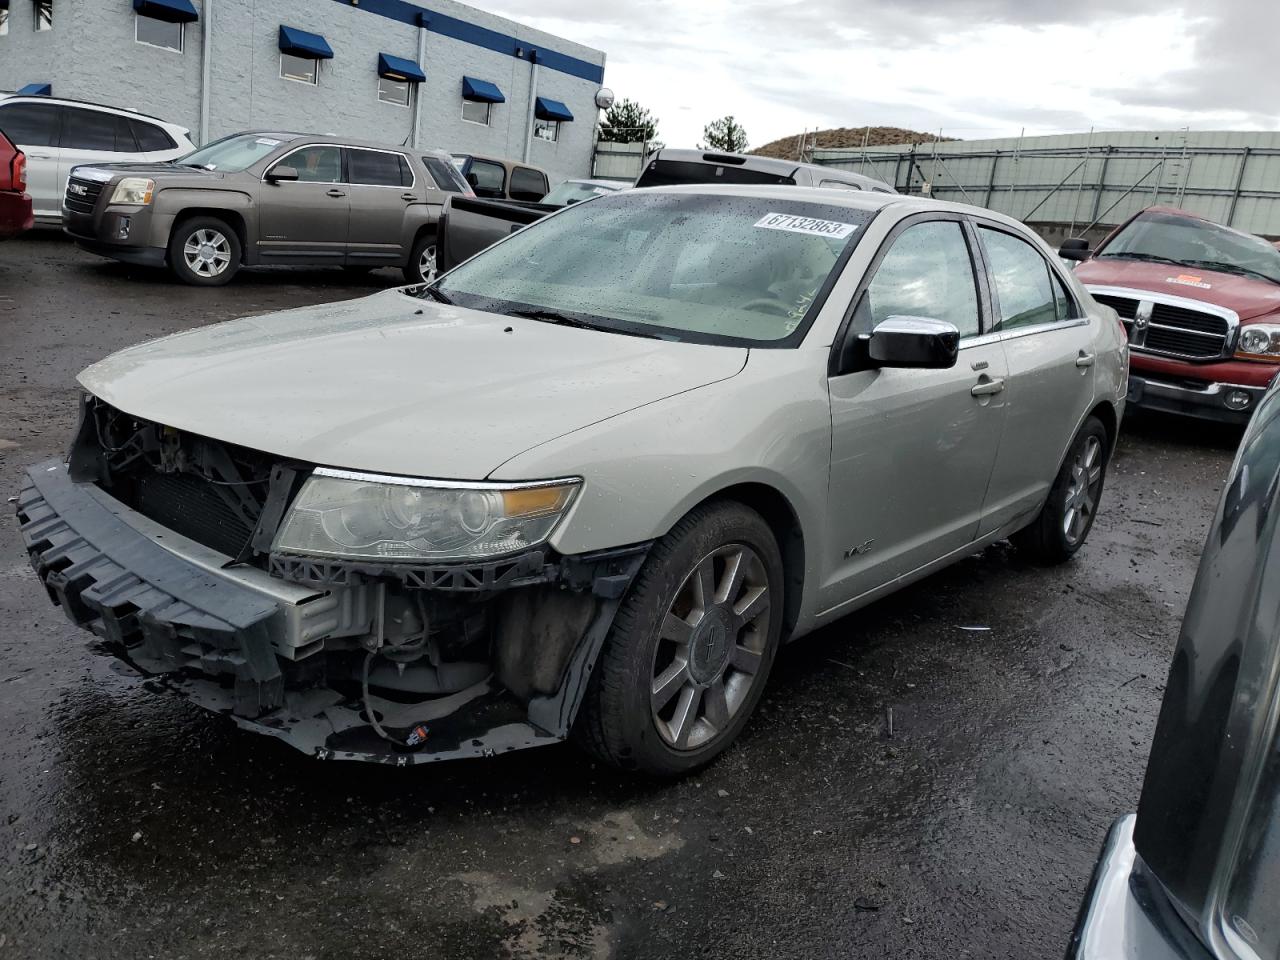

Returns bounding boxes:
[1236,322,1280,361]
[272,468,581,562]
[109,177,155,205]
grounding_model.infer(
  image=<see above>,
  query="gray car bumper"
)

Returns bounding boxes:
[1068,815,1213,960]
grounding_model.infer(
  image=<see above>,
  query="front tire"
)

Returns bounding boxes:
[574,501,785,777]
[1012,416,1110,564]
[167,216,241,286]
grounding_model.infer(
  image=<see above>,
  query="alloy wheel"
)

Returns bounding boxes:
[183,228,232,278]
[420,244,437,284]
[650,544,771,750]
[1063,434,1104,545]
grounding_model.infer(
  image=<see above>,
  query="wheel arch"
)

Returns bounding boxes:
[685,481,807,641]
[169,208,248,263]
[1088,399,1120,456]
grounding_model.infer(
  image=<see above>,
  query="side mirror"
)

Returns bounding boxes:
[864,316,960,369]
[266,165,299,183]
[1059,237,1091,261]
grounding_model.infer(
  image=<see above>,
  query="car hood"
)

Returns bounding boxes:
[70,163,228,184]
[78,289,749,479]
[1077,258,1280,320]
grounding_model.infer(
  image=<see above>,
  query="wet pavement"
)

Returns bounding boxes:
[0,233,1243,959]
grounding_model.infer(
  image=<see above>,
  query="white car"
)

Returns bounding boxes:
[0,95,194,223]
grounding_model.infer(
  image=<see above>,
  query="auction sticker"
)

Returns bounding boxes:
[755,212,859,239]
[1166,274,1212,289]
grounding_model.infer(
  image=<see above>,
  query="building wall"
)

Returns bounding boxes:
[0,0,606,184]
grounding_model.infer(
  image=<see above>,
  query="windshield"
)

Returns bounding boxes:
[1098,210,1280,285]
[542,180,624,207]
[432,191,872,345]
[178,133,294,172]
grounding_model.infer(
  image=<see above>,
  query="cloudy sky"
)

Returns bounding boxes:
[484,0,1279,149]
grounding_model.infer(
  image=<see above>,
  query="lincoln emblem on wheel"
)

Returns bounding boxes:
[16,184,1126,776]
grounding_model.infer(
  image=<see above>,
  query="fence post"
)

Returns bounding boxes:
[1089,146,1113,226]
[892,154,904,193]
[984,151,1000,208]
[1227,147,1252,227]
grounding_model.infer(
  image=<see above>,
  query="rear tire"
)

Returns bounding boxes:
[167,216,241,287]
[574,501,785,777]
[403,232,437,285]
[1012,416,1109,564]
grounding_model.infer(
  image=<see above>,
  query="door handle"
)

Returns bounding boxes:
[326,189,346,198]
[400,192,416,201]
[970,377,1006,397]
[1076,352,1096,368]
[29,153,53,160]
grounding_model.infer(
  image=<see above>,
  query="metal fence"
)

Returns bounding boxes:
[813,131,1280,238]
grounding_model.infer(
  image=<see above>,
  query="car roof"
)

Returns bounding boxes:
[0,94,189,134]
[233,131,440,155]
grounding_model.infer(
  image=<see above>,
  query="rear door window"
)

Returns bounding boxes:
[347,149,407,187]
[980,227,1059,330]
[510,167,548,202]
[0,101,61,147]
[61,108,128,152]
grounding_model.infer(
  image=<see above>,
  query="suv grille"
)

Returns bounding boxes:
[64,176,104,215]
[1088,290,1233,361]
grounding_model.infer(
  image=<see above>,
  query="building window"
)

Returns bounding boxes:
[35,0,52,31]
[461,100,491,126]
[533,119,560,143]
[280,53,318,84]
[136,15,183,52]
[0,10,9,36]
[378,76,410,107]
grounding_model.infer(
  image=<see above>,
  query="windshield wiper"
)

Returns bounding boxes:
[421,285,453,304]
[1179,259,1280,285]
[505,308,599,330]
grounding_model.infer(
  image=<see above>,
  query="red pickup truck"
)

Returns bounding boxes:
[1062,207,1280,424]
[0,126,33,241]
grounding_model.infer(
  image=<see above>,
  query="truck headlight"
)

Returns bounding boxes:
[1236,323,1280,361]
[272,468,581,562]
[110,177,155,205]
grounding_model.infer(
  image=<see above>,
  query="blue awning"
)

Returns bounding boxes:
[278,25,334,60]
[462,77,505,104]
[535,97,574,122]
[377,53,425,84]
[132,0,199,24]
[17,83,52,96]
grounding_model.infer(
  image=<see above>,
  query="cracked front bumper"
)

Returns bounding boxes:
[16,459,643,765]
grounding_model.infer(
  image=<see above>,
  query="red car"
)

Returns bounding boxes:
[0,127,33,241]
[1062,207,1280,424]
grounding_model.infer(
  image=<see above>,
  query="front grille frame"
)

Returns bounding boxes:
[1086,284,1239,362]
[64,176,104,216]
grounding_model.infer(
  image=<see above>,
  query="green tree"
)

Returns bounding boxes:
[700,115,749,153]
[599,98,659,143]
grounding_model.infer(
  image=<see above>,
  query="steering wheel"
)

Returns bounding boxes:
[738,297,792,317]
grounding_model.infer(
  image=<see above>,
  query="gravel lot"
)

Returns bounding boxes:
[0,232,1242,960]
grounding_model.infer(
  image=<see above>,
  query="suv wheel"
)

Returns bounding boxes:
[574,501,785,777]
[168,217,241,286]
[1012,416,1110,564]
[403,233,437,285]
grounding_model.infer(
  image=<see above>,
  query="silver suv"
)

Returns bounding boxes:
[62,131,472,286]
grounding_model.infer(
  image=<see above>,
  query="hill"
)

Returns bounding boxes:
[752,126,956,160]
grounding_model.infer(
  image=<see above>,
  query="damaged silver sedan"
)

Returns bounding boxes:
[18,185,1126,775]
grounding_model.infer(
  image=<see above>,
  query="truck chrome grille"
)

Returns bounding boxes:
[64,176,104,215]
[1087,288,1235,362]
